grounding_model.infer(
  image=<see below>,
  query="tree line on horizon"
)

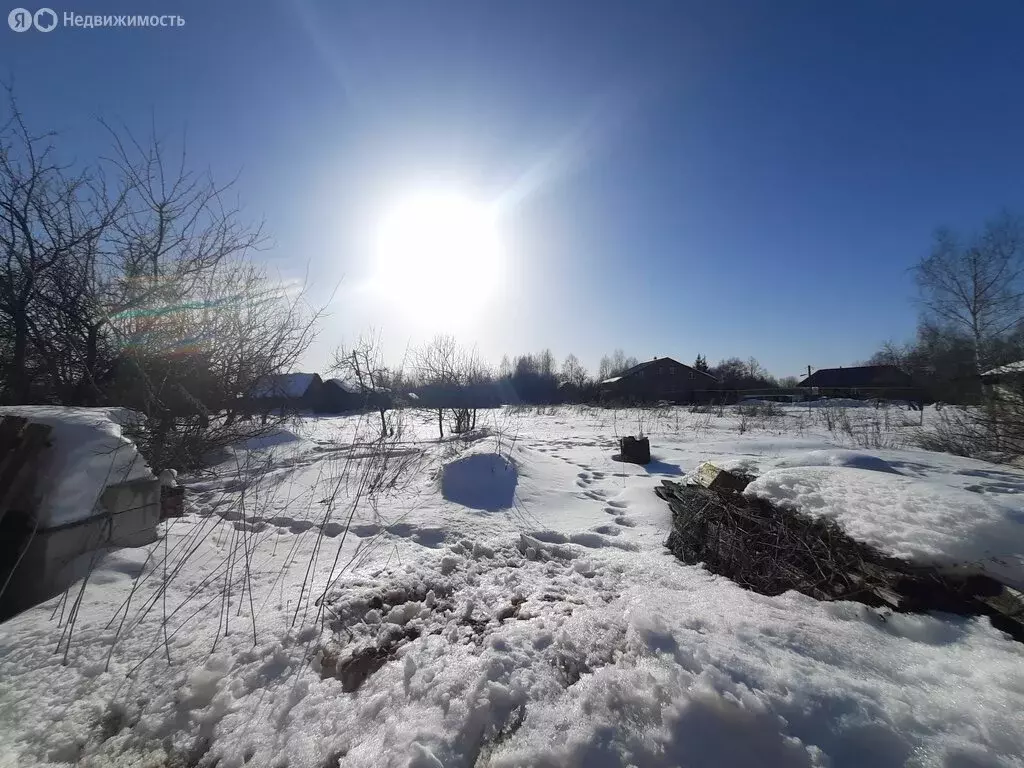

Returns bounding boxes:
[352,343,792,407]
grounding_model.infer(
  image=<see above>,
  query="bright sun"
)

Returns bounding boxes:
[372,190,502,318]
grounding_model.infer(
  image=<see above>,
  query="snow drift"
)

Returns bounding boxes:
[442,451,517,511]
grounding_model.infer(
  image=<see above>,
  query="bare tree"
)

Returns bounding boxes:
[597,349,637,381]
[0,88,322,469]
[0,89,117,403]
[110,261,323,469]
[561,353,587,389]
[746,357,766,381]
[415,334,484,438]
[610,349,638,376]
[498,354,512,379]
[330,331,396,438]
[416,334,461,439]
[537,348,555,379]
[459,348,489,433]
[915,212,1024,373]
[866,340,910,371]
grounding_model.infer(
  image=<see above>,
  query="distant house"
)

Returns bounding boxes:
[797,365,922,403]
[321,378,395,413]
[599,357,718,404]
[322,379,363,413]
[981,361,1024,405]
[249,372,325,413]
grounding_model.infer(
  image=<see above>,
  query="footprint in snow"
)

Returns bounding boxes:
[321,522,346,538]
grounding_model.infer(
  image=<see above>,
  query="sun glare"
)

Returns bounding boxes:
[372,190,502,319]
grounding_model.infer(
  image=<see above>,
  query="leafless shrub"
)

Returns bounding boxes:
[736,401,783,419]
[846,415,904,450]
[330,331,404,439]
[691,410,713,439]
[415,335,489,438]
[917,406,998,458]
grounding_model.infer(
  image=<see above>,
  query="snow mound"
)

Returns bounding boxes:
[0,406,152,527]
[776,449,898,474]
[441,451,517,511]
[746,466,1024,582]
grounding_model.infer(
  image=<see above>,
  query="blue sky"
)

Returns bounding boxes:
[4,0,1024,380]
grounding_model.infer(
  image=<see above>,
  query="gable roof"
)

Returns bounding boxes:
[798,365,913,389]
[251,373,321,398]
[982,360,1024,378]
[324,378,360,394]
[611,357,718,382]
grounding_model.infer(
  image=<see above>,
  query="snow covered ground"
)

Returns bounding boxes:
[1,403,1023,767]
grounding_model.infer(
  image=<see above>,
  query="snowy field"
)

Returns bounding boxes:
[2,403,1024,767]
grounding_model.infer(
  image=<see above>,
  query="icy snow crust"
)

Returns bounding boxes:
[0,406,153,527]
[1,404,1023,767]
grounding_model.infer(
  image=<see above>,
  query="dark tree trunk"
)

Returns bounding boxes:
[6,312,29,404]
[74,321,103,405]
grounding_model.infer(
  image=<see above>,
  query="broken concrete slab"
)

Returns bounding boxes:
[694,462,753,493]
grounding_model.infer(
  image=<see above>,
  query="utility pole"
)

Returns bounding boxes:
[806,365,814,414]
